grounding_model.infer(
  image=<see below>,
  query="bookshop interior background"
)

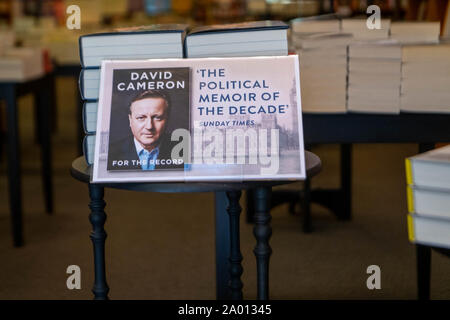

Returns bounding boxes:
[0,0,450,300]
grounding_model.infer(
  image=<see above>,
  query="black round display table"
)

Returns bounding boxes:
[71,151,321,300]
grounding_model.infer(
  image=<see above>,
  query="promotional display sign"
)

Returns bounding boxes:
[92,55,305,182]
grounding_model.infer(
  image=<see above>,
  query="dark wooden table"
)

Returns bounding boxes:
[279,112,450,299]
[53,63,83,155]
[0,73,54,247]
[263,113,450,231]
[70,151,321,300]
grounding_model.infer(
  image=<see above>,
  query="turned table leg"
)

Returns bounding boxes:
[416,244,431,300]
[88,184,110,300]
[253,186,272,300]
[35,82,53,214]
[226,190,243,300]
[3,84,23,247]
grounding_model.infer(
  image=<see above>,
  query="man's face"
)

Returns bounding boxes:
[129,97,168,151]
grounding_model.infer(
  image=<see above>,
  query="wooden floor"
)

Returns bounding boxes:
[0,77,449,299]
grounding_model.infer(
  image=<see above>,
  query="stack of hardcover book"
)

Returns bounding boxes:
[406,145,450,249]
[400,44,450,113]
[78,24,188,164]
[390,22,440,44]
[0,47,45,82]
[290,16,351,113]
[287,15,450,115]
[347,41,401,114]
[184,21,289,58]
[290,17,340,35]
[292,32,352,113]
[0,30,43,81]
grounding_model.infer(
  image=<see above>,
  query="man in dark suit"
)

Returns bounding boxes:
[108,90,184,171]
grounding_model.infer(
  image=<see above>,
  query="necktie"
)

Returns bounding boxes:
[145,150,152,170]
[139,149,157,170]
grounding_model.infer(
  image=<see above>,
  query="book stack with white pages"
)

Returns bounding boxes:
[290,18,351,113]
[406,145,450,249]
[400,44,450,113]
[184,21,288,58]
[0,31,44,82]
[0,46,45,82]
[390,22,440,44]
[297,32,352,113]
[347,41,402,114]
